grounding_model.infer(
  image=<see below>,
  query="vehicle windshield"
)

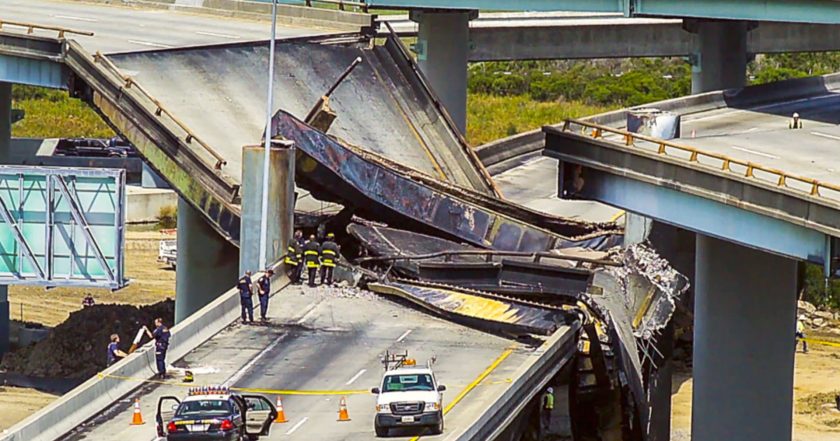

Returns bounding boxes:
[383,374,434,392]
[176,399,232,416]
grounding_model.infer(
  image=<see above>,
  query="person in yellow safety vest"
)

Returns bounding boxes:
[540,387,554,436]
[319,233,340,286]
[285,230,303,285]
[789,112,803,129]
[796,315,808,353]
[302,234,320,287]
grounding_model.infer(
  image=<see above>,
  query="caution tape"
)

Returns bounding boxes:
[96,373,368,396]
[802,337,840,348]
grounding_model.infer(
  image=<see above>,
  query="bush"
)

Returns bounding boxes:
[156,205,177,229]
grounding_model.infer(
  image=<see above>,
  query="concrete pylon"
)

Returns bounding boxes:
[692,235,796,441]
[239,141,295,276]
[686,20,749,94]
[410,10,476,135]
[0,82,11,355]
[174,198,239,324]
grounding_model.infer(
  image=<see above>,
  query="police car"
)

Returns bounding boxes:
[371,352,446,437]
[156,387,277,441]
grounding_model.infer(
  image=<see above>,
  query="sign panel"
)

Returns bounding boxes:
[0,165,126,289]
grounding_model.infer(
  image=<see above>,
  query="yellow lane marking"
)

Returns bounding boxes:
[96,373,368,395]
[610,210,626,222]
[802,337,840,348]
[409,347,514,441]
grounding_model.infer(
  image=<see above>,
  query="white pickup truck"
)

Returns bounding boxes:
[371,353,446,437]
[158,237,177,269]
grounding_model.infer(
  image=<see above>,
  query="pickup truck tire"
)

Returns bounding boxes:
[430,414,444,435]
[375,423,389,437]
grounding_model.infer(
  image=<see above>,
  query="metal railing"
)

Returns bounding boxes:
[304,0,369,12]
[92,52,227,170]
[0,19,94,38]
[562,119,840,203]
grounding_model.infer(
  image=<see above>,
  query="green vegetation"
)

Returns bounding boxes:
[802,263,840,311]
[156,205,178,230]
[11,86,113,139]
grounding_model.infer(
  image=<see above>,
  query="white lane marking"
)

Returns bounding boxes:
[686,93,838,123]
[295,301,321,325]
[396,329,412,342]
[53,14,99,22]
[195,31,240,39]
[346,369,367,385]
[744,127,758,133]
[285,417,309,435]
[223,334,286,387]
[730,146,780,160]
[127,39,174,49]
[810,131,840,141]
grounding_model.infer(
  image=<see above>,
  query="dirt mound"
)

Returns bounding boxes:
[1,300,174,379]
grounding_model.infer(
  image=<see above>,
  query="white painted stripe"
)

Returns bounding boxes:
[223,335,286,387]
[295,301,321,325]
[53,15,99,22]
[396,329,412,342]
[346,369,366,385]
[195,31,240,39]
[285,417,309,435]
[127,39,174,49]
[810,131,840,142]
[730,146,779,160]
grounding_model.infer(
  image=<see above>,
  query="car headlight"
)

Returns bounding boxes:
[376,404,391,413]
[425,402,440,411]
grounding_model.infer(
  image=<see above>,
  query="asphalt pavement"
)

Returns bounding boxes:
[61,285,535,441]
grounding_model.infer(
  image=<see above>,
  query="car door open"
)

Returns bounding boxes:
[242,395,277,437]
[156,396,181,436]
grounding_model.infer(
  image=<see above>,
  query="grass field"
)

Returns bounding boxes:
[11,88,113,139]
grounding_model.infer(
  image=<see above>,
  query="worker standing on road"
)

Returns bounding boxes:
[238,271,255,323]
[106,334,128,367]
[285,231,303,285]
[796,315,808,353]
[790,112,803,129]
[257,269,274,321]
[303,234,321,287]
[319,233,340,286]
[540,387,554,436]
[144,318,170,379]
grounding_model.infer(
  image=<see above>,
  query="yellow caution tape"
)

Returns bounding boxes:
[802,337,840,348]
[96,373,368,396]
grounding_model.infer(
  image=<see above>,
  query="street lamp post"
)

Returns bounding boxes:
[259,0,279,272]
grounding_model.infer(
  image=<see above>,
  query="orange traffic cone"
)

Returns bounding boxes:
[131,398,145,425]
[337,396,351,422]
[274,396,288,423]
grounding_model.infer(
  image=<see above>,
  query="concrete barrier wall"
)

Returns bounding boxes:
[1,272,285,441]
[126,186,177,223]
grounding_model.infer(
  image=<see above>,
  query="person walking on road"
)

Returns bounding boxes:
[796,315,808,353]
[238,271,255,323]
[144,318,170,379]
[303,234,320,287]
[257,269,274,321]
[540,387,555,436]
[106,334,128,367]
[319,233,340,286]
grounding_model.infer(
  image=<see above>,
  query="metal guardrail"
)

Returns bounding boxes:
[0,20,94,38]
[563,119,840,202]
[92,52,227,170]
[304,0,369,12]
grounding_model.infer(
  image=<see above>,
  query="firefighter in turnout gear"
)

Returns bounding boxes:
[303,234,321,287]
[285,230,303,284]
[319,233,340,286]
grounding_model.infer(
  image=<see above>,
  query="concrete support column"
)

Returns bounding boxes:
[174,198,239,324]
[1,82,11,165]
[692,235,796,441]
[239,141,295,275]
[410,10,475,135]
[688,21,748,94]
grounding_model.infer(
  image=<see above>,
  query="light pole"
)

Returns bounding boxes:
[259,0,278,272]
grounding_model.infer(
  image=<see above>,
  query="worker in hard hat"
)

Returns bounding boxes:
[790,112,803,129]
[285,230,303,285]
[319,233,340,286]
[541,386,555,436]
[302,234,321,287]
[796,315,808,353]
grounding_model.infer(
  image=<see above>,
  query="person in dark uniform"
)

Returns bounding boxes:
[237,271,254,323]
[144,318,170,379]
[285,232,303,285]
[303,234,320,287]
[319,233,340,286]
[257,269,274,321]
[82,293,95,308]
[106,334,128,367]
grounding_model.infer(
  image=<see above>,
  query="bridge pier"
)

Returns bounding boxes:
[0,82,10,355]
[410,9,476,134]
[693,235,796,441]
[687,20,749,93]
[174,197,239,324]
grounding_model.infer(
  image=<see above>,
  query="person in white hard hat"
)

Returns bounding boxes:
[790,112,803,129]
[796,315,808,353]
[541,386,555,435]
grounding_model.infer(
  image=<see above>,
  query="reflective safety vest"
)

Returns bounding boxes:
[542,392,554,410]
[320,241,339,268]
[303,241,320,268]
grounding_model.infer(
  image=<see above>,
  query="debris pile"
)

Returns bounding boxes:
[1,300,174,379]
[798,300,840,331]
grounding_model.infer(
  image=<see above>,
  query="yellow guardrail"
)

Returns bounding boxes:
[562,119,840,202]
[0,19,94,38]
